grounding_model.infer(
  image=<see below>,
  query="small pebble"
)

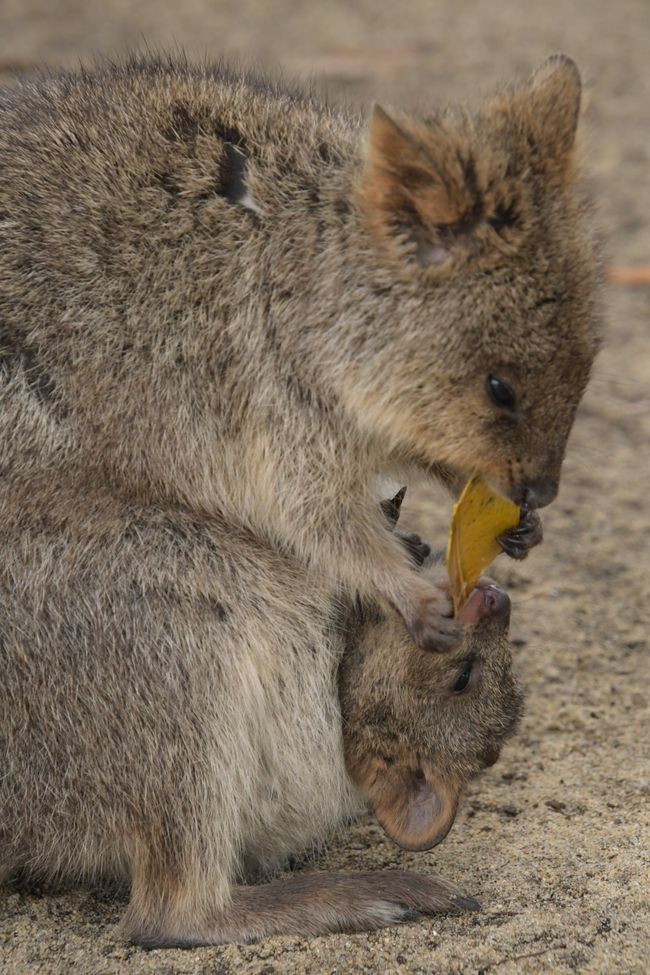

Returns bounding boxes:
[545,799,567,812]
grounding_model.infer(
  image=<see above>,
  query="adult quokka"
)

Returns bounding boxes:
[0,487,522,946]
[0,54,600,652]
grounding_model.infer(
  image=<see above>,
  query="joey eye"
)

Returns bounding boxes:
[486,375,516,410]
[451,664,473,694]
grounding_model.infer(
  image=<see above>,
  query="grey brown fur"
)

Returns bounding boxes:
[0,54,600,652]
[0,53,592,944]
[0,483,521,945]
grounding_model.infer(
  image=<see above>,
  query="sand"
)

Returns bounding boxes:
[0,2,648,972]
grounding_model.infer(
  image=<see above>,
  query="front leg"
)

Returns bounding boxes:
[361,531,462,653]
[255,456,461,651]
[318,498,462,653]
[498,508,543,560]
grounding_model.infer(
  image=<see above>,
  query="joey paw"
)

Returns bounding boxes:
[498,508,543,560]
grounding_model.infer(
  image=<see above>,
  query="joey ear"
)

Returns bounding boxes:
[521,55,582,177]
[361,105,479,268]
[367,765,459,852]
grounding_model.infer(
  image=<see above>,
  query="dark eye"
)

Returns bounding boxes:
[452,664,473,694]
[486,375,516,410]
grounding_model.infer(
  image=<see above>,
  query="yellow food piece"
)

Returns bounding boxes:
[445,476,520,614]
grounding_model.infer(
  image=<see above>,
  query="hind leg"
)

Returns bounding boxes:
[120,859,478,947]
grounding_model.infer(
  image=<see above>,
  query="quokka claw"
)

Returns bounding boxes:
[498,508,543,560]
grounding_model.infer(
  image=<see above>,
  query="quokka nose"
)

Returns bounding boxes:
[512,479,558,509]
[480,584,511,621]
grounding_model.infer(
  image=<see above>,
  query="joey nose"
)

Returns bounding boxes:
[458,582,510,625]
[481,584,511,622]
[512,479,558,509]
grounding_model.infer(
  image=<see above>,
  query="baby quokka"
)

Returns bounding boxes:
[0,487,522,945]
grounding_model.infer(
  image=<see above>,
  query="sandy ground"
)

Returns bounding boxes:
[0,2,649,973]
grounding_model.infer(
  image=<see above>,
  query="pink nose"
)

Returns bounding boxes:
[458,582,511,626]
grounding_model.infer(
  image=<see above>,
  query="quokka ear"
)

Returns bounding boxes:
[367,764,459,852]
[360,105,481,268]
[519,54,582,178]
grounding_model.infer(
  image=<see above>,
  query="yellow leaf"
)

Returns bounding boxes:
[445,476,520,614]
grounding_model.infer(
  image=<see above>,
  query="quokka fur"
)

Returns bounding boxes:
[0,482,522,945]
[0,53,600,651]
[0,53,593,943]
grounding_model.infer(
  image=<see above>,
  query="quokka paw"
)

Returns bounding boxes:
[351,871,480,928]
[498,508,543,560]
[405,587,464,653]
[396,530,432,568]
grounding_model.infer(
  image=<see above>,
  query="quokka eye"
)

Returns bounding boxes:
[451,663,473,694]
[486,375,516,410]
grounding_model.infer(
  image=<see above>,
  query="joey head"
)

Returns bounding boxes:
[341,577,523,852]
